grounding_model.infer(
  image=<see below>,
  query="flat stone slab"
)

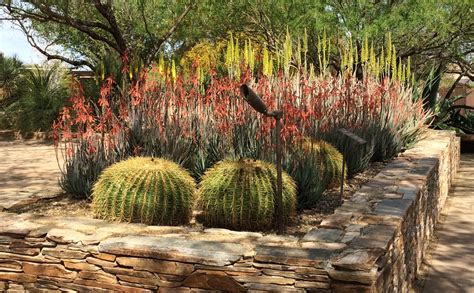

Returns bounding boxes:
[374,198,413,217]
[255,245,333,267]
[99,236,247,266]
[302,228,345,243]
[331,248,384,271]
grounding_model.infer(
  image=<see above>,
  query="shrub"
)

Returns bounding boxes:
[59,140,112,200]
[288,138,345,209]
[6,64,68,132]
[92,157,195,225]
[197,158,296,230]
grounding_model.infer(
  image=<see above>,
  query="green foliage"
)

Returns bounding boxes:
[92,157,196,225]
[60,141,112,200]
[433,95,474,134]
[0,53,25,106]
[197,159,296,230]
[287,139,345,209]
[422,72,474,134]
[3,64,69,132]
[0,53,26,128]
[3,0,471,78]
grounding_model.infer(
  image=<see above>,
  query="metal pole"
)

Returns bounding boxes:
[340,147,346,205]
[275,115,283,232]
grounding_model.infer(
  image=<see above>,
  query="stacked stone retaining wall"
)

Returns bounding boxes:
[0,130,460,292]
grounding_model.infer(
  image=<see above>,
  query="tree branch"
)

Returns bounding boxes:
[16,21,94,70]
[145,1,196,65]
[92,0,127,54]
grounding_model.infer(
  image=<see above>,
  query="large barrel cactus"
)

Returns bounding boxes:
[197,158,296,230]
[288,138,345,209]
[92,157,195,225]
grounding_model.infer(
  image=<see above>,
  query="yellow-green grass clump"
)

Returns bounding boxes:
[197,158,296,231]
[92,157,195,225]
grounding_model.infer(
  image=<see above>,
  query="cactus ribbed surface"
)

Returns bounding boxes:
[197,158,296,230]
[92,157,195,225]
[302,138,345,187]
[290,138,345,209]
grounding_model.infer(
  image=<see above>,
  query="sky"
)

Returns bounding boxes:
[0,21,45,65]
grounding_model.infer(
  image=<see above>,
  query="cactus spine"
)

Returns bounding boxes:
[197,159,296,230]
[92,157,195,225]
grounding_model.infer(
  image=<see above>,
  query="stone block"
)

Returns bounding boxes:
[294,280,330,289]
[64,260,101,271]
[116,274,161,286]
[94,252,116,261]
[46,228,87,244]
[331,249,384,271]
[74,278,148,292]
[77,270,117,283]
[23,262,77,279]
[103,266,155,278]
[261,269,328,282]
[0,244,40,256]
[300,242,347,251]
[118,280,158,290]
[331,282,375,293]
[245,282,304,292]
[319,213,353,229]
[42,247,89,259]
[233,275,294,285]
[0,260,22,272]
[0,272,37,283]
[327,267,378,285]
[85,256,117,267]
[255,246,332,267]
[100,236,245,266]
[0,252,60,263]
[116,256,194,275]
[302,228,344,243]
[374,199,413,217]
[335,202,371,213]
[183,271,245,292]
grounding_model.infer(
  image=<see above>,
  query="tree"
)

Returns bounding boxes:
[186,0,473,79]
[1,0,472,79]
[0,0,196,70]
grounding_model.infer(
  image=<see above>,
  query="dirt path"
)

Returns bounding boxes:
[0,141,63,210]
[422,154,474,292]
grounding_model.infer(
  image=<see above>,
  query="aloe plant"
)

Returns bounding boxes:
[92,157,196,225]
[197,158,296,230]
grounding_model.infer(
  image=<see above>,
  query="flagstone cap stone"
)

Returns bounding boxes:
[99,235,249,266]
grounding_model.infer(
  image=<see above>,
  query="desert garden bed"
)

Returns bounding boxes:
[0,33,457,292]
[0,130,460,292]
[11,160,386,238]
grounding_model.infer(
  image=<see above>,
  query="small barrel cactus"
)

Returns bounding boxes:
[92,157,195,225]
[289,138,345,209]
[302,138,345,187]
[197,158,296,231]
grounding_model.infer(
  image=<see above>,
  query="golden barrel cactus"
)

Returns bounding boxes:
[92,157,195,225]
[197,158,296,230]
